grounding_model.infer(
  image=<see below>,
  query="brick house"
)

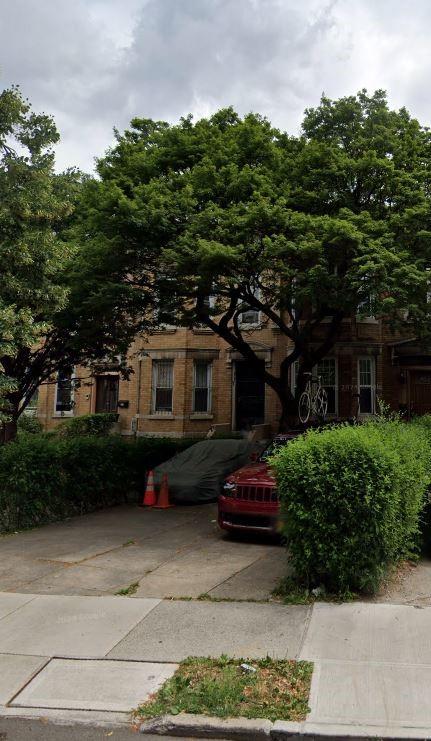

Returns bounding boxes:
[36,304,431,437]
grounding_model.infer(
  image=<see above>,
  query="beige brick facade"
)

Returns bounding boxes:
[36,318,431,437]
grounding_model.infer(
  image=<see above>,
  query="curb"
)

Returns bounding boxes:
[139,714,273,739]
[139,714,431,740]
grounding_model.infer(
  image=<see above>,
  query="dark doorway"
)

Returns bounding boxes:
[95,375,119,413]
[410,370,431,416]
[234,360,265,430]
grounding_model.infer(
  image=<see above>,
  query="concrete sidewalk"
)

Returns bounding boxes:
[0,592,431,737]
[0,504,286,599]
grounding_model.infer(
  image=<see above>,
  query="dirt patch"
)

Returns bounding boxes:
[372,559,431,605]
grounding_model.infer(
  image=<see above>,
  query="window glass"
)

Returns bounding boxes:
[55,368,74,414]
[316,358,337,415]
[153,360,174,413]
[25,389,39,416]
[239,289,260,326]
[291,358,338,415]
[193,361,212,412]
[357,277,375,318]
[358,357,375,414]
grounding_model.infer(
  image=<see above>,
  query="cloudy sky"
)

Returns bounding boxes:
[1,0,430,172]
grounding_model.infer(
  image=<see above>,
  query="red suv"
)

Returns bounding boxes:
[218,433,300,534]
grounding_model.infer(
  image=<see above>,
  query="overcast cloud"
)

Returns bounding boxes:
[1,0,430,172]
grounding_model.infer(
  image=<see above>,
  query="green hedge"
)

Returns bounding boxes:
[53,412,119,437]
[0,434,195,533]
[271,420,431,595]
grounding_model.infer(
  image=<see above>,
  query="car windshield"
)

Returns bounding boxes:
[259,438,290,461]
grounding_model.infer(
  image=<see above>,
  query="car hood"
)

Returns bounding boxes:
[225,461,275,487]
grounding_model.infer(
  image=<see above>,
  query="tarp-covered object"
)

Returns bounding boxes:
[153,439,252,504]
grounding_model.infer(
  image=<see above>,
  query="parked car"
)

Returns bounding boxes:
[153,438,253,504]
[218,433,300,534]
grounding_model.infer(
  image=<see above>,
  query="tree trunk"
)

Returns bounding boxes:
[0,393,20,444]
[0,418,18,444]
[278,394,299,432]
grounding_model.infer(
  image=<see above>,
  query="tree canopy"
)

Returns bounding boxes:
[84,90,431,427]
[0,87,153,441]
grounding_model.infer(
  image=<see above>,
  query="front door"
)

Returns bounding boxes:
[234,360,265,430]
[410,370,431,416]
[95,375,119,413]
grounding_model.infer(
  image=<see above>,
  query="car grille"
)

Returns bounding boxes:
[234,485,278,503]
[220,512,275,530]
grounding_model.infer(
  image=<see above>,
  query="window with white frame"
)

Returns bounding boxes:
[23,388,39,417]
[316,358,338,415]
[193,361,212,413]
[194,294,216,329]
[291,358,338,415]
[356,276,376,319]
[54,368,74,415]
[238,289,260,326]
[153,274,176,330]
[358,357,376,414]
[152,360,174,413]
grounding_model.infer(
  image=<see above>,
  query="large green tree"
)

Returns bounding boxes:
[0,87,152,441]
[80,92,431,428]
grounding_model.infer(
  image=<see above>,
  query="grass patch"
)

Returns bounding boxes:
[115,581,139,596]
[136,656,313,722]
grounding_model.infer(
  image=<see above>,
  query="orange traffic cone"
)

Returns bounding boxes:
[140,470,157,507]
[154,473,174,509]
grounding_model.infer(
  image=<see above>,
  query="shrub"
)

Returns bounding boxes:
[271,421,431,595]
[54,412,118,437]
[17,415,43,435]
[0,434,196,533]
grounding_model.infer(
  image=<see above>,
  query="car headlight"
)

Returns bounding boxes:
[223,481,236,496]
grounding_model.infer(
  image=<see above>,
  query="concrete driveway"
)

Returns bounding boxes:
[0,504,287,599]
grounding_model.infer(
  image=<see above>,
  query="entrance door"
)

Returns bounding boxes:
[234,360,265,430]
[410,371,431,416]
[95,375,119,413]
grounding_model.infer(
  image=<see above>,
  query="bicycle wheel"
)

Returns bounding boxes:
[298,391,311,424]
[315,387,328,419]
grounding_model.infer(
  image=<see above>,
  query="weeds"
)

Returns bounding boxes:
[137,656,313,722]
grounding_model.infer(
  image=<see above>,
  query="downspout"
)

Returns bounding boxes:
[135,358,143,440]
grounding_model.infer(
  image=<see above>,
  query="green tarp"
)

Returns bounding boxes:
[153,438,252,503]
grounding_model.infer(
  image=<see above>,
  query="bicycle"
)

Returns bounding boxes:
[298,373,328,424]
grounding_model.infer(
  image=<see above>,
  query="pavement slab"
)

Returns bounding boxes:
[0,505,285,599]
[0,594,160,658]
[108,600,310,661]
[13,563,142,596]
[11,658,177,713]
[300,602,431,664]
[0,592,35,620]
[308,659,431,727]
[373,559,431,606]
[208,549,289,600]
[0,654,48,704]
[0,557,64,592]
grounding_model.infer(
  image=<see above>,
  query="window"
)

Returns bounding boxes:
[202,294,216,311]
[238,289,260,327]
[356,277,376,319]
[291,358,338,415]
[152,360,174,413]
[358,357,376,414]
[153,274,176,330]
[23,389,39,417]
[193,361,212,413]
[316,358,337,415]
[54,368,74,416]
